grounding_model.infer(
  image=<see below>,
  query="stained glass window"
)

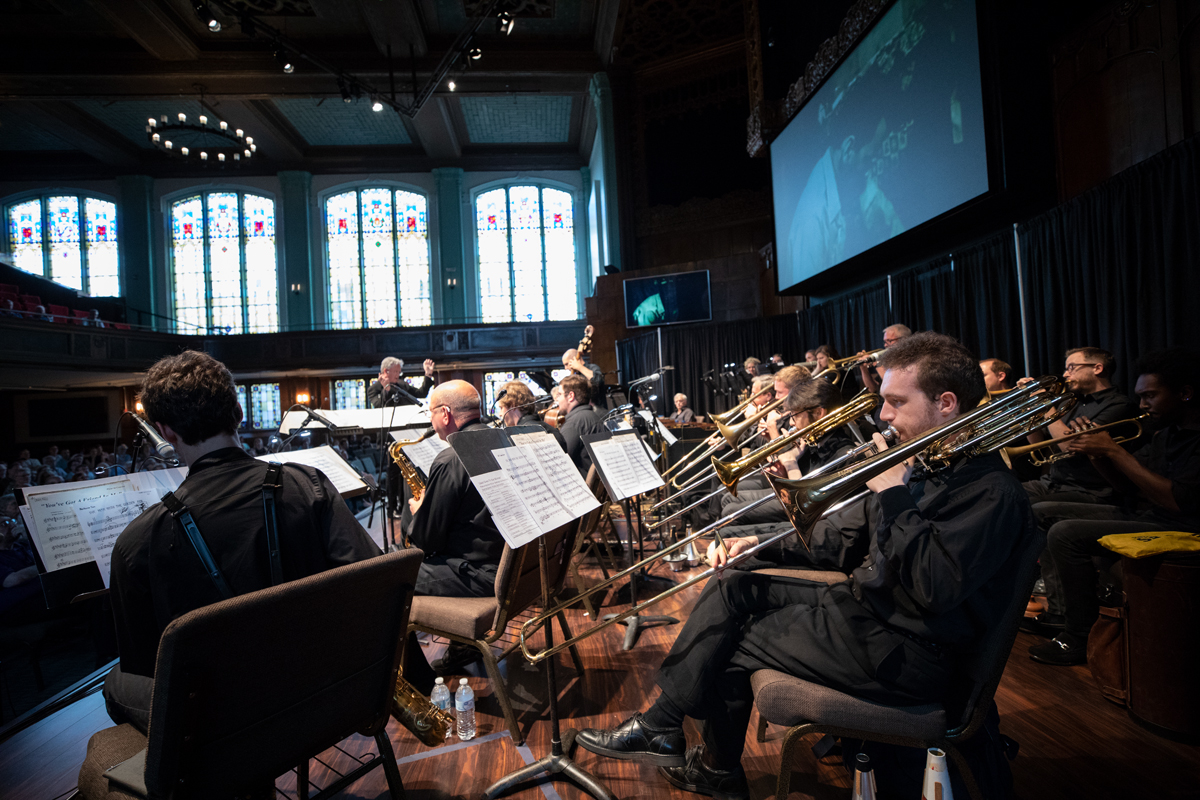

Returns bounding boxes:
[169,191,278,334]
[482,369,566,414]
[334,379,367,410]
[474,185,578,324]
[236,385,248,429]
[324,187,432,330]
[5,194,120,295]
[250,383,282,431]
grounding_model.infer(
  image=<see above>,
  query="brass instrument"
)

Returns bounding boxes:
[649,393,882,529]
[1001,413,1150,466]
[767,376,1077,543]
[812,349,885,385]
[517,376,1076,664]
[391,672,452,746]
[714,395,785,448]
[710,385,773,427]
[388,427,437,501]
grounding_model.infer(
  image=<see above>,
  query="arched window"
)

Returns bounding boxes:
[5,193,120,296]
[475,185,578,323]
[169,191,278,334]
[325,187,432,330]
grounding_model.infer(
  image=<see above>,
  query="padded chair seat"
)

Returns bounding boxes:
[752,568,847,584]
[77,723,146,800]
[751,670,946,739]
[410,594,498,639]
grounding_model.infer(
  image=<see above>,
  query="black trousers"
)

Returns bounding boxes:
[1023,478,1112,617]
[654,570,949,766]
[403,556,497,693]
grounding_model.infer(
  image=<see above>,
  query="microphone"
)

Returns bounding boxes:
[133,415,178,463]
[628,372,660,386]
[299,404,362,436]
[385,383,421,406]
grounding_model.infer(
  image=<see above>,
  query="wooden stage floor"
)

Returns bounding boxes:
[2,560,1198,800]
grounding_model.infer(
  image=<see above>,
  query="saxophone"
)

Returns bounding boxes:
[388,427,437,501]
[392,670,453,746]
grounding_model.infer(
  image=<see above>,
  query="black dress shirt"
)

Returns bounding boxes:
[1131,422,1200,528]
[109,447,380,678]
[768,451,1039,650]
[559,404,604,476]
[1047,387,1138,489]
[406,419,505,567]
[367,374,434,408]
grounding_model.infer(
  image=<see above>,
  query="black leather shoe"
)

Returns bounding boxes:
[659,746,749,800]
[1019,612,1066,637]
[1029,633,1087,666]
[575,713,687,766]
[432,642,481,674]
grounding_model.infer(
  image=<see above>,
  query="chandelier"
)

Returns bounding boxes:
[145,113,257,165]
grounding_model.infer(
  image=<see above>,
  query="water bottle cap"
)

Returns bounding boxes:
[434,677,444,685]
[460,677,469,685]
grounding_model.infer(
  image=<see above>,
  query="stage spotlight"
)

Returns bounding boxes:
[275,50,294,73]
[194,2,220,32]
[372,98,383,112]
[497,11,514,35]
[448,79,457,91]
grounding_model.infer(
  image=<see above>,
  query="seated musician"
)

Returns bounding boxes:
[670,393,695,424]
[497,380,568,451]
[1028,347,1200,666]
[576,332,1039,800]
[980,358,1014,394]
[859,323,911,392]
[104,352,380,733]
[1017,347,1137,636]
[562,347,606,409]
[368,356,436,408]
[760,365,812,445]
[705,378,857,557]
[557,374,604,476]
[404,380,507,680]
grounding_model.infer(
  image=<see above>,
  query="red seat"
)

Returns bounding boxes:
[19,294,40,306]
[112,322,131,330]
[48,304,71,323]
[0,283,19,295]
[71,309,90,325]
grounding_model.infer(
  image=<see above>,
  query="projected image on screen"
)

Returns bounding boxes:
[772,0,989,290]
[623,271,712,329]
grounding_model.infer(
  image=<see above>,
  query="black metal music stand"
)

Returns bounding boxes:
[483,535,617,800]
[601,495,677,650]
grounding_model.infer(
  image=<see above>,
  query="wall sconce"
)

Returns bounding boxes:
[290,283,304,295]
[447,277,458,289]
[135,401,145,414]
[296,391,311,404]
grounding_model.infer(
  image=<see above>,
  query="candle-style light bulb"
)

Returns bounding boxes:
[219,121,228,130]
[178,113,186,122]
[199,115,208,125]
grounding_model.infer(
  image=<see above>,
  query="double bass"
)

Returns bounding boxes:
[544,324,594,428]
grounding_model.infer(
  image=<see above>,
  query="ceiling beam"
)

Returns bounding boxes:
[217,99,307,162]
[407,97,461,160]
[2,101,143,168]
[593,0,627,67]
[82,0,199,61]
[355,0,428,59]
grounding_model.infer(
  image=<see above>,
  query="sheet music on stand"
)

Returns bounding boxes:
[639,410,677,447]
[280,405,429,434]
[581,430,665,502]
[447,426,600,549]
[255,445,368,498]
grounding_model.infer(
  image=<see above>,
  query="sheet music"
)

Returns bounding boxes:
[23,478,135,572]
[470,470,542,548]
[128,467,189,497]
[639,410,678,446]
[396,435,450,475]
[73,489,158,588]
[255,445,367,497]
[510,431,551,446]
[282,406,430,433]
[492,446,574,532]
[585,438,639,502]
[520,438,600,517]
[618,435,666,493]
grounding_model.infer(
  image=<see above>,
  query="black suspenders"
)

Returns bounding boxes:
[161,462,286,600]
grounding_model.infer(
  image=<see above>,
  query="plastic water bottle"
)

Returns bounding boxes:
[455,677,476,740]
[430,677,453,740]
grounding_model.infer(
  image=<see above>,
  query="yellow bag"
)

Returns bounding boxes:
[1098,531,1200,559]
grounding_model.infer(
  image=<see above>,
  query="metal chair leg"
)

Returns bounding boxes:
[556,612,585,675]
[478,639,524,745]
[375,730,408,800]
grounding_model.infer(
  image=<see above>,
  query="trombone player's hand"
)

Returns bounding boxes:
[707,536,758,571]
[865,431,914,492]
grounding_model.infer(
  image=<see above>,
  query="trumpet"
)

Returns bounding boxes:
[812,349,885,385]
[648,394,886,531]
[1001,413,1150,466]
[767,376,1078,544]
[518,428,894,664]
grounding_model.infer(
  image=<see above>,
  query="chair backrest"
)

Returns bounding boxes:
[946,529,1047,739]
[142,549,422,799]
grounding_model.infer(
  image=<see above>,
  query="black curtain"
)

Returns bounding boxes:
[797,280,892,357]
[1020,134,1200,391]
[614,313,805,416]
[952,234,1027,377]
[893,256,956,340]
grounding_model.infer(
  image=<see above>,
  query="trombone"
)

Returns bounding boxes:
[812,349,885,385]
[518,376,1077,664]
[648,393,885,531]
[1001,413,1149,466]
[662,396,787,493]
[661,387,773,480]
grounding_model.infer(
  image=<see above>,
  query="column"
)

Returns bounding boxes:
[116,175,157,329]
[278,170,314,331]
[434,167,466,324]
[589,72,622,272]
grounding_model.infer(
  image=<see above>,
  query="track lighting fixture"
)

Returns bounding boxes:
[338,77,353,103]
[275,50,294,73]
[194,2,220,33]
[469,48,483,60]
[372,98,383,112]
[448,80,457,91]
[497,11,515,35]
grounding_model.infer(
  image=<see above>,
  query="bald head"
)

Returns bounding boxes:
[429,380,481,439]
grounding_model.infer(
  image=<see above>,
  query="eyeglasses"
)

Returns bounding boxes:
[883,337,902,345]
[1063,363,1099,374]
[431,404,451,414]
